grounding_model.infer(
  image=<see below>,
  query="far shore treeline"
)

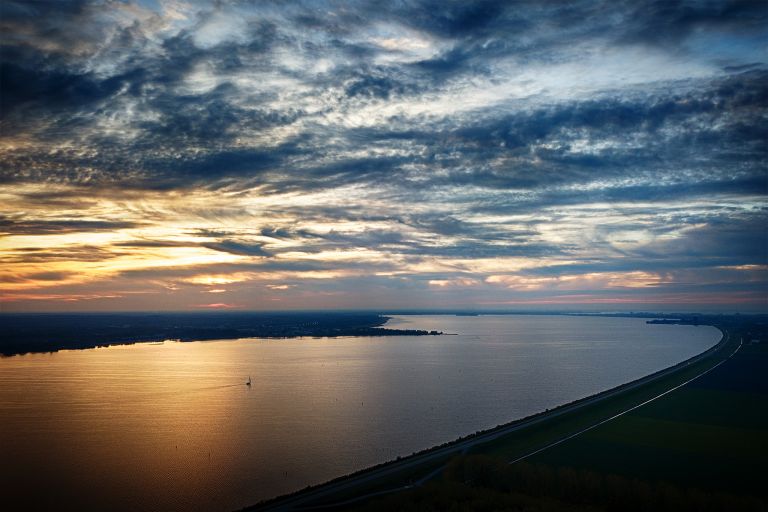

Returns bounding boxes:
[1,310,752,357]
[0,312,443,356]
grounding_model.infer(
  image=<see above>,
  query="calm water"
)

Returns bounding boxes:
[0,315,720,511]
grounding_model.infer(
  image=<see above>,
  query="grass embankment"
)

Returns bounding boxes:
[468,328,737,461]
[349,326,766,511]
[526,335,767,496]
[257,326,747,510]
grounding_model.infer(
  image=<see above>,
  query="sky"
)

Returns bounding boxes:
[0,0,766,313]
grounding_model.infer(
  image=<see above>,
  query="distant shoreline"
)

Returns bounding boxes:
[0,310,747,357]
[0,312,443,357]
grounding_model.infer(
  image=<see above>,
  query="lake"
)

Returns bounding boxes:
[0,315,720,511]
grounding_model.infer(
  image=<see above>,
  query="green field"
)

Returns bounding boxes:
[527,340,768,496]
[347,324,767,511]
[254,319,767,511]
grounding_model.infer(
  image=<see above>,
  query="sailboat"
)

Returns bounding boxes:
[246,376,252,386]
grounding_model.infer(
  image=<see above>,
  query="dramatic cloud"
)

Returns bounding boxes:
[0,0,766,311]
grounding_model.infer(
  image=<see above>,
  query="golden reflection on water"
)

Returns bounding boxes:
[0,317,721,511]
[0,341,364,510]
[1,341,254,510]
[0,337,416,511]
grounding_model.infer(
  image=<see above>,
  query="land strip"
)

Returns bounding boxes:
[0,312,440,356]
[343,318,767,511]
[523,328,767,497]
[247,323,739,511]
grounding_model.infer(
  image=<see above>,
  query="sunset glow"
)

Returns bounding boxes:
[1,0,766,312]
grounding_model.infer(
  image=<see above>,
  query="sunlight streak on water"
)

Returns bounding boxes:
[0,315,720,511]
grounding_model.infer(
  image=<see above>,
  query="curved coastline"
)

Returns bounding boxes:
[246,325,730,511]
[0,312,729,511]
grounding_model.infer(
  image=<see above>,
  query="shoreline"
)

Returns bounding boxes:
[246,323,730,511]
[0,328,444,358]
[0,312,444,357]
[0,310,732,357]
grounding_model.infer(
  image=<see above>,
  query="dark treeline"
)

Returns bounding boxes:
[356,455,765,512]
[0,312,441,356]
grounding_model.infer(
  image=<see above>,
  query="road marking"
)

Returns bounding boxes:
[508,335,742,465]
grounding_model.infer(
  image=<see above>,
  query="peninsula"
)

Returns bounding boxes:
[0,312,441,357]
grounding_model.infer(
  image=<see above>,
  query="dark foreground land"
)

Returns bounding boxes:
[0,312,441,356]
[251,313,767,511]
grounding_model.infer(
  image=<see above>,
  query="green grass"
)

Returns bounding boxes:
[527,338,767,497]
[261,328,753,509]
[302,456,451,507]
[637,387,768,428]
[344,329,766,510]
[469,330,738,461]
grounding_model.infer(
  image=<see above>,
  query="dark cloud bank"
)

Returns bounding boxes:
[1,0,766,310]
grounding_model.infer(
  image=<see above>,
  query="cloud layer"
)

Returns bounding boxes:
[1,0,766,311]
